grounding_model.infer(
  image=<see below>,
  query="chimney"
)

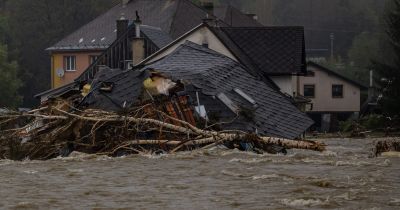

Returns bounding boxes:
[200,0,214,14]
[122,0,130,8]
[132,11,145,65]
[116,16,129,38]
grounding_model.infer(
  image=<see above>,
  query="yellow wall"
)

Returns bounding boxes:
[51,51,102,88]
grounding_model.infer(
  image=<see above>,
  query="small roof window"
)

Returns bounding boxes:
[217,93,239,113]
[234,88,256,105]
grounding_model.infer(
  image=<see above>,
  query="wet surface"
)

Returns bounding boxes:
[0,138,399,209]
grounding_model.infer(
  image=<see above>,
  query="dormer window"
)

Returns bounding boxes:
[64,56,76,71]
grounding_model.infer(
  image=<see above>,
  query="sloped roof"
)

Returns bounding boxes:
[48,0,261,51]
[141,25,173,48]
[214,5,262,27]
[144,41,313,139]
[210,26,307,76]
[83,66,149,110]
[307,61,368,89]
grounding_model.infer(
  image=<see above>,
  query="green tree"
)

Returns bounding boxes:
[4,0,116,107]
[374,0,400,115]
[0,44,21,108]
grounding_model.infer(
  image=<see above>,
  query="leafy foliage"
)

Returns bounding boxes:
[0,44,21,107]
[1,0,117,107]
[374,0,400,116]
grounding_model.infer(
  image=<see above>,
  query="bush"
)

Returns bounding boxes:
[339,119,356,132]
[362,114,387,130]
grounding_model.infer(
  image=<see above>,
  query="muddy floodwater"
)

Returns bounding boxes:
[0,138,399,210]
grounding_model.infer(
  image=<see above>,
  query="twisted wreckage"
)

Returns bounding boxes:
[0,42,325,160]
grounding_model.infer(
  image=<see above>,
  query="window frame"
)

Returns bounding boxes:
[332,84,344,98]
[64,55,76,72]
[303,84,316,98]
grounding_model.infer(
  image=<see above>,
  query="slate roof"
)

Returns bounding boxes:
[144,41,313,139]
[48,0,261,51]
[210,26,307,76]
[83,66,149,110]
[141,25,173,48]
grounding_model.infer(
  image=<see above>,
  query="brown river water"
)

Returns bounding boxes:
[0,138,399,210]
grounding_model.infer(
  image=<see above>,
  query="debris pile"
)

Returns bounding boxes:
[374,139,400,156]
[0,101,325,160]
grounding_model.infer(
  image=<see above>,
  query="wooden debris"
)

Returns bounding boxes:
[0,104,325,160]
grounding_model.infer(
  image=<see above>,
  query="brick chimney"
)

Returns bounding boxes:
[132,11,145,65]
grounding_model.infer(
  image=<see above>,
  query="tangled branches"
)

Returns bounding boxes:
[0,104,325,160]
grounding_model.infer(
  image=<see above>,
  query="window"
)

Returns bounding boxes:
[304,85,315,98]
[64,56,76,71]
[332,84,343,98]
[89,55,99,65]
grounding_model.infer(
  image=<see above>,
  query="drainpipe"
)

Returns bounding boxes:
[132,11,145,66]
[368,70,375,100]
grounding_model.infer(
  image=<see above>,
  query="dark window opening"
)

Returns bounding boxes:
[332,84,343,98]
[304,84,315,98]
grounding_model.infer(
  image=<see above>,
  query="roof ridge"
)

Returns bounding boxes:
[307,61,367,89]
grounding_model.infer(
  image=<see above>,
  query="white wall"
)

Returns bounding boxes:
[145,26,238,64]
[270,76,294,96]
[300,66,361,112]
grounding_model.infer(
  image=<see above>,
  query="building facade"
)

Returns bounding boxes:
[303,62,367,131]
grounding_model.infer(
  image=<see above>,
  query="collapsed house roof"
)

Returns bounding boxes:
[84,41,313,139]
[210,26,307,76]
[47,0,261,51]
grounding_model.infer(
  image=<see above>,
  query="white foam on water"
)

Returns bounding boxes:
[321,150,338,157]
[67,169,84,173]
[229,157,272,164]
[377,159,391,166]
[252,174,280,180]
[23,170,38,174]
[335,160,372,167]
[280,197,329,207]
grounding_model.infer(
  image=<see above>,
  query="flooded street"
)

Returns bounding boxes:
[0,138,399,210]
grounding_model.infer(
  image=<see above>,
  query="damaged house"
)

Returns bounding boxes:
[43,0,261,89]
[34,1,314,140]
[84,41,313,139]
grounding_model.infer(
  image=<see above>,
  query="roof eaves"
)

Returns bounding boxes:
[46,45,109,52]
[34,82,77,99]
[136,22,206,66]
[307,61,368,90]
